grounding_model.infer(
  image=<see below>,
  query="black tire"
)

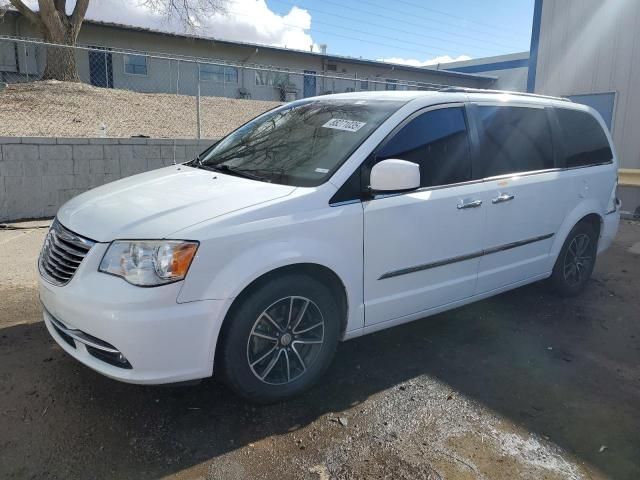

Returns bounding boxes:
[218,273,341,404]
[549,222,598,297]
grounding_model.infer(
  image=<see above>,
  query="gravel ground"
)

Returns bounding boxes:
[0,220,639,479]
[0,81,281,139]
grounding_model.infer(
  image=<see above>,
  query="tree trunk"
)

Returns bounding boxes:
[42,29,80,81]
[8,0,90,82]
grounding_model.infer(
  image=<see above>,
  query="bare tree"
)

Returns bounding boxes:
[142,0,227,28]
[7,0,89,81]
[4,0,227,81]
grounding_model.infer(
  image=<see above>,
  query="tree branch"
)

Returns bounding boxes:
[142,0,227,29]
[70,0,88,28]
[8,0,42,26]
[37,0,64,35]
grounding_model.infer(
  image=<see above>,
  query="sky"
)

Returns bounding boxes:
[23,0,535,66]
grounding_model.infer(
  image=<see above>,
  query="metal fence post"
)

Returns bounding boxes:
[196,62,201,139]
[176,59,180,94]
[104,50,108,88]
[22,42,29,82]
[174,59,179,164]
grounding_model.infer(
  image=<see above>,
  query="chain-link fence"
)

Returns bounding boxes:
[0,36,457,139]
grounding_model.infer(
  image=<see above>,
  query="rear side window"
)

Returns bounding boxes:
[556,108,612,167]
[475,106,554,178]
[375,107,471,188]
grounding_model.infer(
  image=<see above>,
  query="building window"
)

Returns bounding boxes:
[567,92,616,130]
[385,79,398,90]
[326,63,337,71]
[124,54,147,75]
[200,64,238,83]
[360,80,369,90]
[255,70,290,86]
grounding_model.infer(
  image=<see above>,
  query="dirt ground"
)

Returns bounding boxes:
[0,220,639,480]
[0,81,280,139]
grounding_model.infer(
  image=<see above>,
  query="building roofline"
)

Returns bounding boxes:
[440,51,529,68]
[445,57,529,74]
[2,9,495,83]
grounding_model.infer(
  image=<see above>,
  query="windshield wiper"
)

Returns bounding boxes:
[209,164,269,182]
[189,154,204,168]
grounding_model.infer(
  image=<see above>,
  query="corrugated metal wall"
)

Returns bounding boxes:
[534,0,640,172]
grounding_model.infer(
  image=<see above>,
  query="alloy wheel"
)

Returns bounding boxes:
[247,296,325,385]
[563,233,593,286]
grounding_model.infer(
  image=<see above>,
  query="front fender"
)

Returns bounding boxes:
[177,203,365,334]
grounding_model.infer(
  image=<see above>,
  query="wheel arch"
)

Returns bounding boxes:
[214,262,350,367]
[549,201,603,269]
[578,212,602,237]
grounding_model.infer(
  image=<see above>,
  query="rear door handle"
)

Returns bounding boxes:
[492,193,515,204]
[457,199,483,209]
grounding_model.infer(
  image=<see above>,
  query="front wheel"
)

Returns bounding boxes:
[218,274,341,403]
[549,222,598,296]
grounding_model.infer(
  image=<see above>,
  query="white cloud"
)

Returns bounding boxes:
[23,0,316,51]
[380,55,473,67]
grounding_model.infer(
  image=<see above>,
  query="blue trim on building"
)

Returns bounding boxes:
[527,0,544,93]
[447,58,529,74]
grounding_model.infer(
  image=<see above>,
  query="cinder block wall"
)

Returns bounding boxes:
[0,137,216,222]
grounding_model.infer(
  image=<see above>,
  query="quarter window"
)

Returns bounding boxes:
[556,108,612,167]
[375,107,471,187]
[476,106,554,178]
[124,54,147,75]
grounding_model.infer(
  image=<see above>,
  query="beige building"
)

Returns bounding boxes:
[530,0,640,214]
[0,10,493,102]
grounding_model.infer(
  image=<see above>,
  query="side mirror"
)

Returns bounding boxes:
[370,159,420,193]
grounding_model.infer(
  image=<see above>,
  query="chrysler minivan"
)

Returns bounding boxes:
[39,89,620,402]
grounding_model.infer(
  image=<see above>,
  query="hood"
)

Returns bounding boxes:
[57,165,296,242]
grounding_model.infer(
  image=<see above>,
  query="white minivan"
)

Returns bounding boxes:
[39,89,620,402]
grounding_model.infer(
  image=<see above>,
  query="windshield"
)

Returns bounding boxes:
[196,99,405,187]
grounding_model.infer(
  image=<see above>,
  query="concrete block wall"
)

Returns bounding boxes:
[0,137,216,222]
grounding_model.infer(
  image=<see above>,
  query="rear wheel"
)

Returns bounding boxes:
[218,274,341,403]
[549,222,598,296]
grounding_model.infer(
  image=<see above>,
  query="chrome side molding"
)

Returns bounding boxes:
[379,233,555,280]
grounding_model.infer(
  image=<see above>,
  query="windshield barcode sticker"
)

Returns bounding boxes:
[322,118,366,132]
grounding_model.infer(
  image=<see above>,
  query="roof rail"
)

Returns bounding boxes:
[439,87,571,102]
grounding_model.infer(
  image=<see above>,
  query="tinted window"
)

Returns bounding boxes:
[476,106,553,177]
[556,108,612,167]
[376,107,471,187]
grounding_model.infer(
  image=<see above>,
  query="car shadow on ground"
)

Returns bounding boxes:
[1,272,639,479]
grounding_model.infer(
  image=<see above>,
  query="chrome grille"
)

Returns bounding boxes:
[39,220,96,286]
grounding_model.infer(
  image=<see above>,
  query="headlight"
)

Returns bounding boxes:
[99,240,199,286]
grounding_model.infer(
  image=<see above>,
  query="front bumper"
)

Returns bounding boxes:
[39,243,230,385]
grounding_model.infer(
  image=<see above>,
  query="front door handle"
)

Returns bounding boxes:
[492,193,515,204]
[457,199,483,210]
